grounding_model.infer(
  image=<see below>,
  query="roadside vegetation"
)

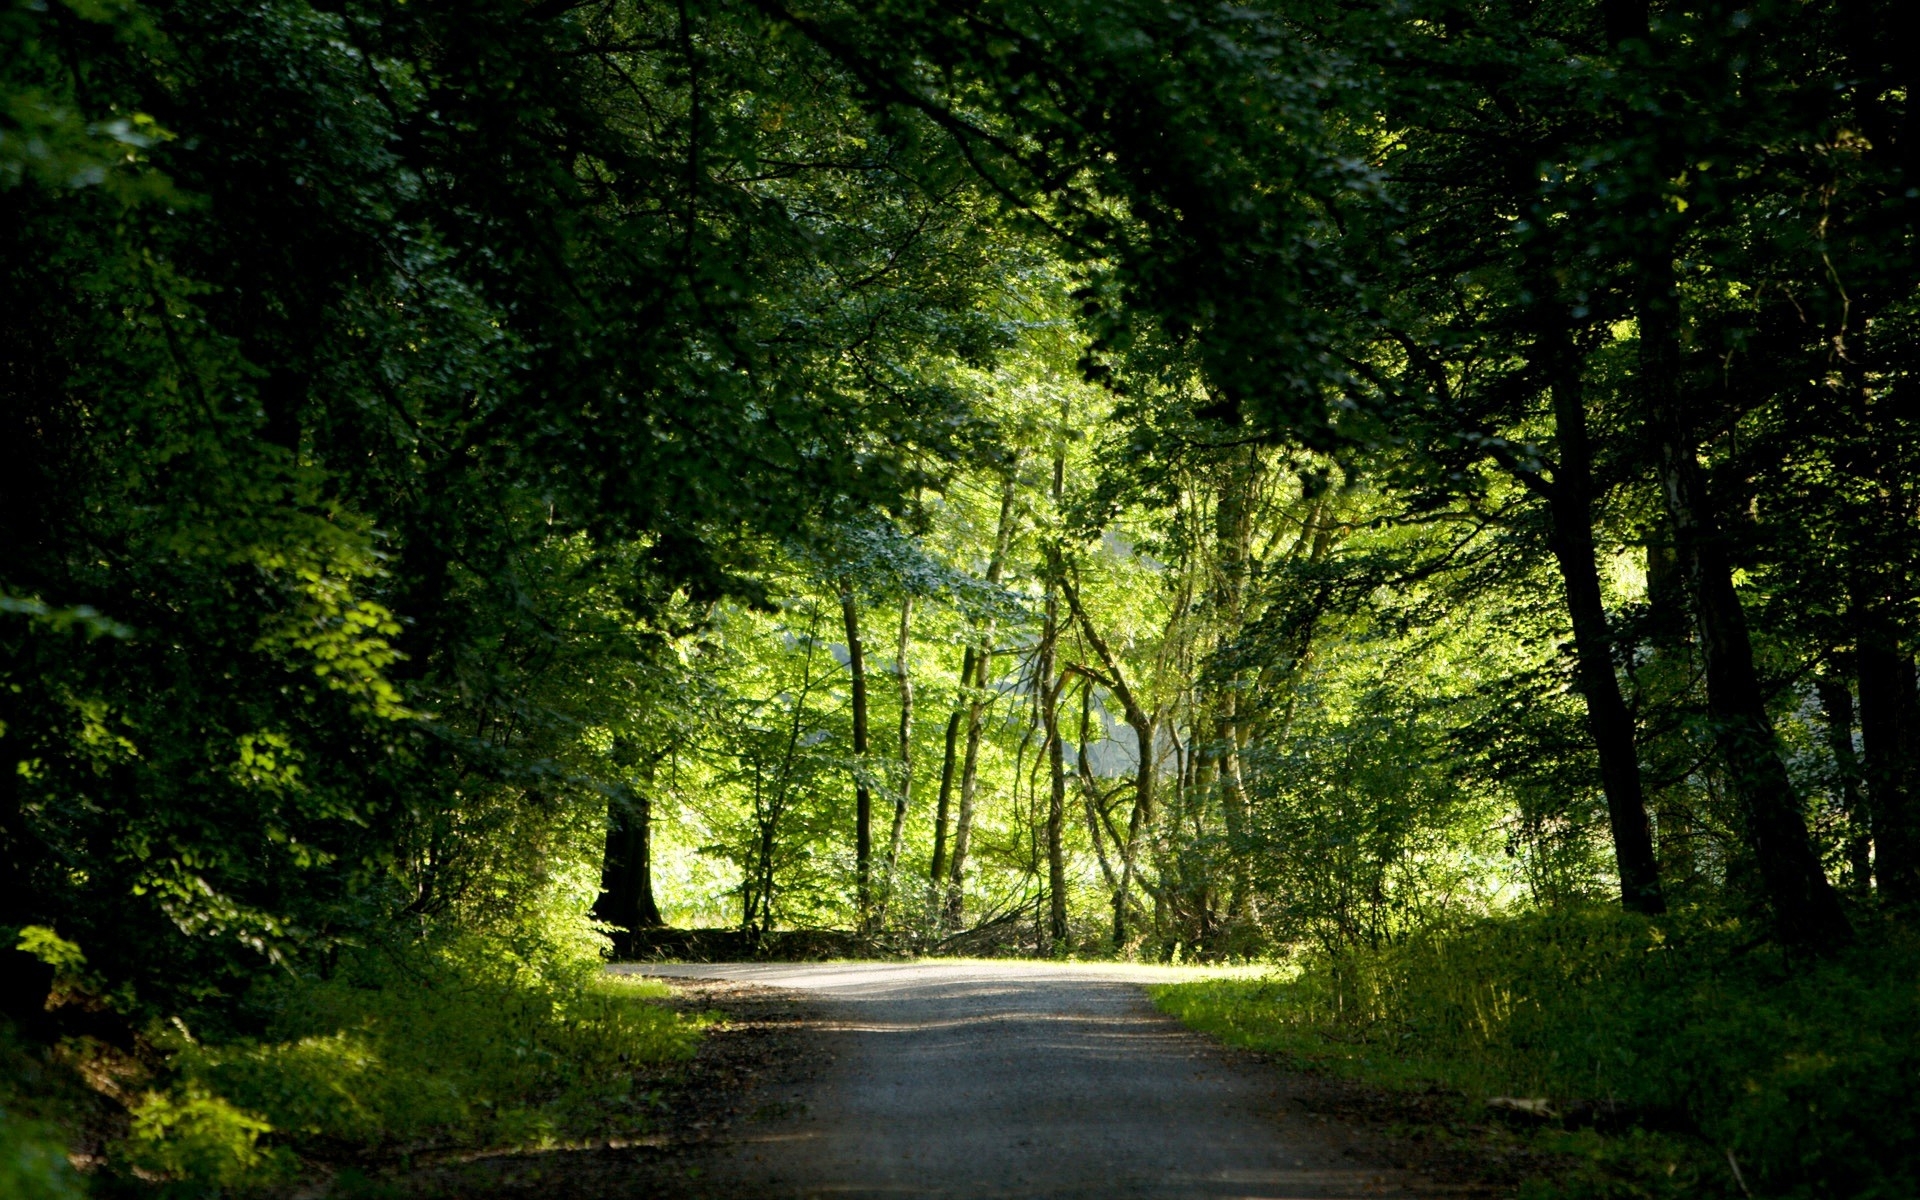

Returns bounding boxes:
[1157,909,1920,1199]
[5,0,1917,1197]
[4,928,704,1197]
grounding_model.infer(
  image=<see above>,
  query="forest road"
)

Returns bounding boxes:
[617,961,1423,1200]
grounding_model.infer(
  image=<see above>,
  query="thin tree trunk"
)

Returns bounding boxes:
[930,645,973,886]
[1039,584,1068,947]
[882,595,914,916]
[1077,681,1119,891]
[0,690,55,1037]
[947,643,990,925]
[1539,335,1665,915]
[841,583,872,925]
[1639,253,1851,947]
[1816,668,1874,898]
[1041,415,1070,947]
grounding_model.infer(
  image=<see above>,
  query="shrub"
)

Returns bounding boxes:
[121,1086,291,1196]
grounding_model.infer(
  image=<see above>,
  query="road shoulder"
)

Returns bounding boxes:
[342,977,832,1199]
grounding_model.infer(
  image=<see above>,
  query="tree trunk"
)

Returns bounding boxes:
[1039,583,1068,947]
[1041,416,1070,947]
[930,644,973,886]
[883,594,914,915]
[0,692,56,1038]
[946,471,1019,925]
[1540,348,1666,914]
[1816,668,1874,898]
[841,583,872,924]
[946,644,989,926]
[594,764,665,956]
[1639,254,1851,947]
[1077,681,1120,891]
[1855,603,1920,906]
[1212,449,1257,923]
[1112,713,1155,949]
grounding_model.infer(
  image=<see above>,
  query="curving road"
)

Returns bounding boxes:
[616,961,1419,1200]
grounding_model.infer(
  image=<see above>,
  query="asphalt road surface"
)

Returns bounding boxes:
[617,961,1419,1200]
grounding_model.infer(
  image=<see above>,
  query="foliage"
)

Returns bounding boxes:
[0,1110,86,1200]
[6,1,1919,1196]
[1154,908,1920,1199]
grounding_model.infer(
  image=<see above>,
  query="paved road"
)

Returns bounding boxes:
[617,961,1417,1200]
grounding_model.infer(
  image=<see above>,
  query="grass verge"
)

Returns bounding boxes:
[1151,907,1919,1200]
[5,935,710,1197]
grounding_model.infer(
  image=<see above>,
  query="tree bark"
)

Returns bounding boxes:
[1076,681,1120,892]
[841,583,872,924]
[1039,581,1069,947]
[883,594,914,914]
[1854,603,1920,906]
[930,644,973,886]
[1212,449,1257,923]
[1539,343,1666,914]
[1041,417,1070,947]
[0,689,56,1038]
[1816,668,1874,898]
[946,641,989,926]
[594,761,665,956]
[1639,254,1851,947]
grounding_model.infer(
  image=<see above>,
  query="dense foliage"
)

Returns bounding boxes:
[4,0,1916,1195]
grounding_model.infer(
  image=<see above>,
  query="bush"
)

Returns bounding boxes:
[121,1087,289,1197]
[1153,907,1920,1200]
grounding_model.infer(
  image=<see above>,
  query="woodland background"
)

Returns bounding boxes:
[3,1,1917,1196]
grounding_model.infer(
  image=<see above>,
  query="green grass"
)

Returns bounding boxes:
[108,939,708,1194]
[1152,907,1920,1200]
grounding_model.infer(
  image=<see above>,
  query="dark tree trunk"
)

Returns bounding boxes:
[841,583,872,923]
[594,775,664,956]
[930,645,973,885]
[1854,605,1920,906]
[1041,419,1070,947]
[1816,668,1874,898]
[1077,682,1120,892]
[1539,344,1665,915]
[1638,255,1851,948]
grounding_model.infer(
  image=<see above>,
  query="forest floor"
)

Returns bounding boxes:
[354,960,1568,1199]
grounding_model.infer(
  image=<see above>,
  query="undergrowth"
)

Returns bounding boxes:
[1152,906,1920,1200]
[7,933,707,1197]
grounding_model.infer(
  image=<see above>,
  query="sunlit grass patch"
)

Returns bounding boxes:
[120,939,708,1193]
